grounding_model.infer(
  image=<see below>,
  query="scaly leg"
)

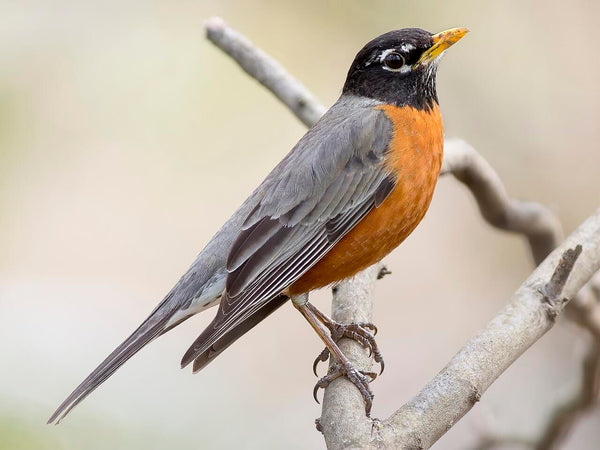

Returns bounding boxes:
[292,294,382,416]
[307,302,384,376]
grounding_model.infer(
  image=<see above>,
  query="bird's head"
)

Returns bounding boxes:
[343,27,468,111]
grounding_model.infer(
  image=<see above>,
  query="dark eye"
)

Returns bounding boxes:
[382,52,405,70]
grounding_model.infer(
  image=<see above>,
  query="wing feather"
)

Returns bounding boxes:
[181,96,394,368]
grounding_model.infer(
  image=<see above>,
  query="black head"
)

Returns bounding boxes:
[343,28,468,111]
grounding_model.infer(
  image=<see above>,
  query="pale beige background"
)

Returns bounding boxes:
[1,1,599,449]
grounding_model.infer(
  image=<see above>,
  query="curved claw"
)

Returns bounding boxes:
[364,322,378,335]
[371,344,385,375]
[313,370,343,404]
[312,348,330,377]
[313,383,321,404]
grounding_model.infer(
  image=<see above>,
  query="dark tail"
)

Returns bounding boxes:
[48,295,181,424]
[184,295,288,373]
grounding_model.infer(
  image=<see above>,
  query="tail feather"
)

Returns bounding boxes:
[48,296,179,424]
[48,184,262,424]
[190,295,288,373]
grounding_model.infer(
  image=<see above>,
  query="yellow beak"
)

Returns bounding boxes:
[417,27,469,66]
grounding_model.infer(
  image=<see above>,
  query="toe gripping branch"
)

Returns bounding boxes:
[294,300,384,416]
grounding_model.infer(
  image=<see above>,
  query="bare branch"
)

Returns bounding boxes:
[204,17,326,127]
[442,139,564,266]
[202,17,600,449]
[442,139,600,341]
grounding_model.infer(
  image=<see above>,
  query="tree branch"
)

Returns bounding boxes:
[441,139,564,266]
[203,17,600,449]
[204,17,326,127]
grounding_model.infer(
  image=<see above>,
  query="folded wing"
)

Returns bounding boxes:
[182,97,394,368]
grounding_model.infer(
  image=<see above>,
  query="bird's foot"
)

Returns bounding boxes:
[312,321,384,376]
[293,301,382,416]
[313,361,377,416]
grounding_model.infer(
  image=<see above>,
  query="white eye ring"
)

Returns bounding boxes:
[380,49,406,72]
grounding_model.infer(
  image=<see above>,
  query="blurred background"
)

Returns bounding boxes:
[1,0,599,448]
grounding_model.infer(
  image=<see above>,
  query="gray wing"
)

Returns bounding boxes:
[181,96,394,368]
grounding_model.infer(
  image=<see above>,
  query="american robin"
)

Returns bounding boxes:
[49,27,467,423]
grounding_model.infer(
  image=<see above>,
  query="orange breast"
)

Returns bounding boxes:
[288,104,444,296]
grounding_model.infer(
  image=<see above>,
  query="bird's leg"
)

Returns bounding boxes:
[306,302,384,376]
[291,294,379,416]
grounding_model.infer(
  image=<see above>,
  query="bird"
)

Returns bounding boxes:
[48,26,468,423]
